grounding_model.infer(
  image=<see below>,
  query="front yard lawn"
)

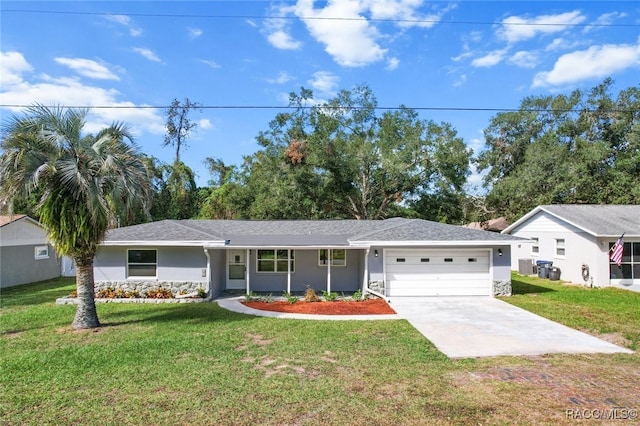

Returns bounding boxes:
[1,275,638,425]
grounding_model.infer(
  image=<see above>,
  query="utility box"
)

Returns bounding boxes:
[518,258,535,275]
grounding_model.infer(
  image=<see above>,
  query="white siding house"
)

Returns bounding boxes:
[0,215,61,288]
[503,205,640,293]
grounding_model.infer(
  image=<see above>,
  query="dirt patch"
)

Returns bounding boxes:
[450,355,640,421]
[242,298,396,315]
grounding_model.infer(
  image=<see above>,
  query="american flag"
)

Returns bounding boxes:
[610,234,625,267]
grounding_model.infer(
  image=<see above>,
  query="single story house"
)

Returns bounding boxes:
[502,205,640,292]
[0,215,61,288]
[94,217,523,298]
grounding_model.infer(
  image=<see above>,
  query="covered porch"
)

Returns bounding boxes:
[210,246,373,296]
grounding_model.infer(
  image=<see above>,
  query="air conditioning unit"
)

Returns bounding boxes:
[518,258,535,275]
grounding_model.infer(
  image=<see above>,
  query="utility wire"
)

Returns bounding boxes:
[2,9,638,28]
[1,104,638,114]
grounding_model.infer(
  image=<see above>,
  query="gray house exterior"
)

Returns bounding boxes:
[0,215,61,288]
[503,205,640,293]
[94,218,521,298]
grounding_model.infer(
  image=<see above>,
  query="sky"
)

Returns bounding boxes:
[1,1,639,189]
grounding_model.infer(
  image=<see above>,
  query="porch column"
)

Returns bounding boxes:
[327,248,332,293]
[246,248,251,295]
[362,248,369,297]
[287,249,291,294]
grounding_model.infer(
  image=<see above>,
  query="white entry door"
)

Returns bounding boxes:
[227,250,246,290]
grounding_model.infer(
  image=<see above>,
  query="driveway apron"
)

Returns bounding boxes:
[388,297,633,358]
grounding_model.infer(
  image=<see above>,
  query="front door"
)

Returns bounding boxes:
[227,250,246,290]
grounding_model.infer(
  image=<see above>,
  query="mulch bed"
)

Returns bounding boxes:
[242,298,396,315]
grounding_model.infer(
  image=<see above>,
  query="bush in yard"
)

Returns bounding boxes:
[304,286,320,302]
[322,290,339,302]
[145,288,174,299]
[283,292,298,304]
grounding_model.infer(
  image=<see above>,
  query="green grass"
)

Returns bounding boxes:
[1,276,638,425]
[503,272,640,350]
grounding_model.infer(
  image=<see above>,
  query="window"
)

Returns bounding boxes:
[396,258,406,263]
[531,238,539,255]
[34,245,49,259]
[609,242,638,280]
[127,249,157,277]
[468,258,478,262]
[319,249,346,267]
[420,258,430,263]
[444,258,453,262]
[257,249,294,273]
[555,239,565,257]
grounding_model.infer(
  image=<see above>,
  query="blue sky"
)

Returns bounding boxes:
[2,1,639,188]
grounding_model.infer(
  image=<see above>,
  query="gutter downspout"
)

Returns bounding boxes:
[246,248,251,296]
[327,249,331,294]
[203,248,212,300]
[362,248,370,299]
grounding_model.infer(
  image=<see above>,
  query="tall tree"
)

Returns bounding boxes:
[161,98,201,219]
[163,98,201,162]
[477,79,640,220]
[0,106,152,329]
[239,85,472,220]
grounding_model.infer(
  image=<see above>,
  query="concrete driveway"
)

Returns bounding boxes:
[388,297,633,358]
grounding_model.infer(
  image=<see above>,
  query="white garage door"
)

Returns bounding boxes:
[385,249,491,296]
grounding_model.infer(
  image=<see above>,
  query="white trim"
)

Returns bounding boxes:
[126,248,158,279]
[101,240,225,247]
[255,249,295,274]
[350,240,516,247]
[555,238,566,258]
[34,245,49,259]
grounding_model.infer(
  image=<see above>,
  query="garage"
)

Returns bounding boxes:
[385,249,491,296]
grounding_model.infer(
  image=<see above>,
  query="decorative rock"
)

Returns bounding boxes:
[493,280,512,297]
[368,280,385,295]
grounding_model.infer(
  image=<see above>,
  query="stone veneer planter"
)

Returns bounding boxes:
[56,297,209,305]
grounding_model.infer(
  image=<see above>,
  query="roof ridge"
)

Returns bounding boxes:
[166,219,225,240]
[349,218,417,241]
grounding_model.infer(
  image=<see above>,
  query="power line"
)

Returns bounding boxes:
[1,104,638,114]
[2,8,638,28]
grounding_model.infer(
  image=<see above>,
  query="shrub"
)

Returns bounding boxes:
[264,293,274,303]
[304,286,320,302]
[196,288,207,298]
[146,288,174,299]
[96,287,116,298]
[127,290,141,298]
[352,289,363,301]
[322,290,339,302]
[283,292,298,304]
[244,291,257,302]
[68,290,77,298]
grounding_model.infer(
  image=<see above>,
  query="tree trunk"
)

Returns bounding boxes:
[72,257,100,329]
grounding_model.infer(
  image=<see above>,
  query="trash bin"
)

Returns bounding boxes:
[536,260,553,279]
[548,266,561,281]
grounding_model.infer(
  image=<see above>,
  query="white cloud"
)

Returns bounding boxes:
[386,57,400,70]
[367,0,452,29]
[533,42,640,88]
[0,51,34,87]
[263,4,302,50]
[294,0,386,67]
[308,71,339,96]
[198,118,213,130]
[188,27,203,38]
[471,48,508,67]
[199,59,221,69]
[54,57,120,80]
[132,48,161,62]
[508,51,539,68]
[267,71,294,84]
[498,11,586,44]
[104,14,143,37]
[452,73,467,88]
[584,12,627,33]
[246,19,258,28]
[267,30,303,50]
[0,52,164,136]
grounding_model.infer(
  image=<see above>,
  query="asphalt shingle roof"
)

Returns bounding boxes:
[103,218,522,247]
[504,205,640,237]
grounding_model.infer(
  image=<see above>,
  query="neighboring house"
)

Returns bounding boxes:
[0,215,61,288]
[502,205,640,293]
[94,217,522,298]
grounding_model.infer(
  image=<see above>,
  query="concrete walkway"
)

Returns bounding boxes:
[216,297,400,321]
[388,297,634,358]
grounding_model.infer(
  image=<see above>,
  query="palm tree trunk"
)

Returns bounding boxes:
[72,257,100,329]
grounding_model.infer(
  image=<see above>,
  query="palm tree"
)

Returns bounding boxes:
[0,105,152,329]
